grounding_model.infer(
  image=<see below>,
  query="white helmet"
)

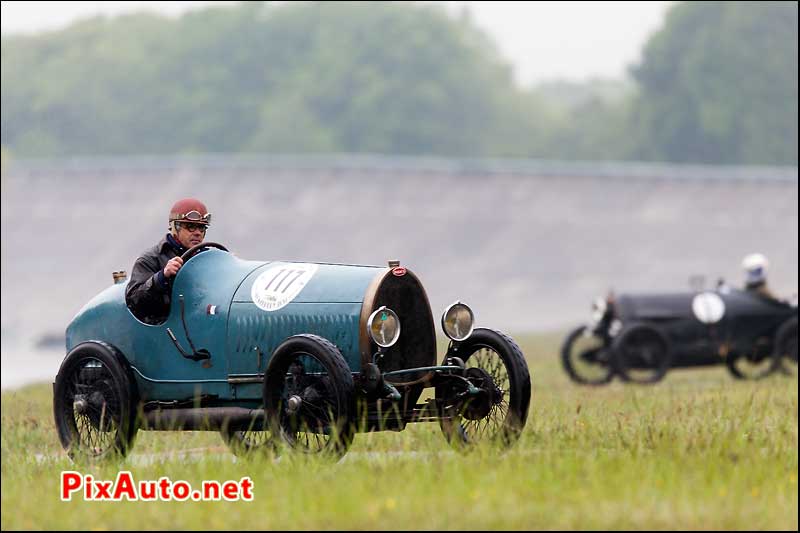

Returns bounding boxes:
[742,253,769,285]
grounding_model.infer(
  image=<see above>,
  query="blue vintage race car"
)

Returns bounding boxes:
[54,243,531,460]
[561,284,797,385]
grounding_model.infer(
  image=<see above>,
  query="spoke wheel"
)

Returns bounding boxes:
[264,335,355,459]
[53,342,138,462]
[726,337,780,380]
[775,317,798,377]
[220,414,274,458]
[561,325,614,385]
[611,324,671,384]
[436,328,530,450]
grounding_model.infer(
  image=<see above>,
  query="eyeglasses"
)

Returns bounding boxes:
[178,222,208,233]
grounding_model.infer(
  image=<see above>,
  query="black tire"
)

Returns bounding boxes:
[611,323,672,384]
[264,334,355,459]
[219,414,274,458]
[436,328,531,450]
[774,317,797,377]
[53,341,139,461]
[725,335,781,380]
[561,325,615,385]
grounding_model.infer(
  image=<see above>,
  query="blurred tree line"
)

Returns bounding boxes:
[1,1,797,164]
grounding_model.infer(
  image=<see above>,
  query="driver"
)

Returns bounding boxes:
[741,252,777,300]
[125,198,212,324]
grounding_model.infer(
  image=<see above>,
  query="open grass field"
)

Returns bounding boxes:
[2,332,797,530]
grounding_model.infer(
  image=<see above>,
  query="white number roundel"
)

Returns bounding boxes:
[692,292,726,324]
[251,263,318,312]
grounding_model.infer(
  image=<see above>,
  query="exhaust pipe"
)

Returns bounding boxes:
[141,407,266,431]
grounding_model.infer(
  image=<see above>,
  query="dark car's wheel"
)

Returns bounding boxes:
[725,335,781,380]
[219,413,274,458]
[773,317,797,377]
[53,341,139,462]
[264,335,355,459]
[561,325,615,385]
[611,324,672,384]
[436,328,531,450]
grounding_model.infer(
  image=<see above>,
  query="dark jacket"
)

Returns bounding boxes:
[746,280,777,301]
[125,234,187,324]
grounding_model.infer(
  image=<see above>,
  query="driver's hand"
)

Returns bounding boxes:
[163,257,184,278]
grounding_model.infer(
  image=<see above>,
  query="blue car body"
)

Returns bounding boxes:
[66,249,430,402]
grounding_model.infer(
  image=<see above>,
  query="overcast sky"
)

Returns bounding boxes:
[0,1,673,86]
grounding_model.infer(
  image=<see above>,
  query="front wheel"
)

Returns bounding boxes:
[725,336,780,380]
[53,341,139,462]
[264,335,355,459]
[219,414,274,458]
[611,324,672,384]
[436,328,531,450]
[561,325,614,385]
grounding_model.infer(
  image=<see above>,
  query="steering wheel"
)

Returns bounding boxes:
[181,242,229,263]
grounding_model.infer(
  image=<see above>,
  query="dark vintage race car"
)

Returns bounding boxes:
[54,243,531,460]
[561,285,797,385]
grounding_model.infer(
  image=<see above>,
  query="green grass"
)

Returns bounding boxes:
[2,332,797,530]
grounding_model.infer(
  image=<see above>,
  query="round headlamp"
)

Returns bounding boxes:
[367,306,401,348]
[591,297,607,324]
[591,297,607,313]
[441,301,474,341]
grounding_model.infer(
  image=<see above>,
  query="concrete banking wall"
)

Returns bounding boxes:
[2,155,797,351]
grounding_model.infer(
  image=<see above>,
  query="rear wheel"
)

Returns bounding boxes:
[53,341,139,462]
[264,335,355,459]
[436,328,531,450]
[611,324,672,384]
[561,325,614,385]
[775,317,798,377]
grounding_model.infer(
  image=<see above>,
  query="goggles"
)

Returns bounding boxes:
[171,210,212,225]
